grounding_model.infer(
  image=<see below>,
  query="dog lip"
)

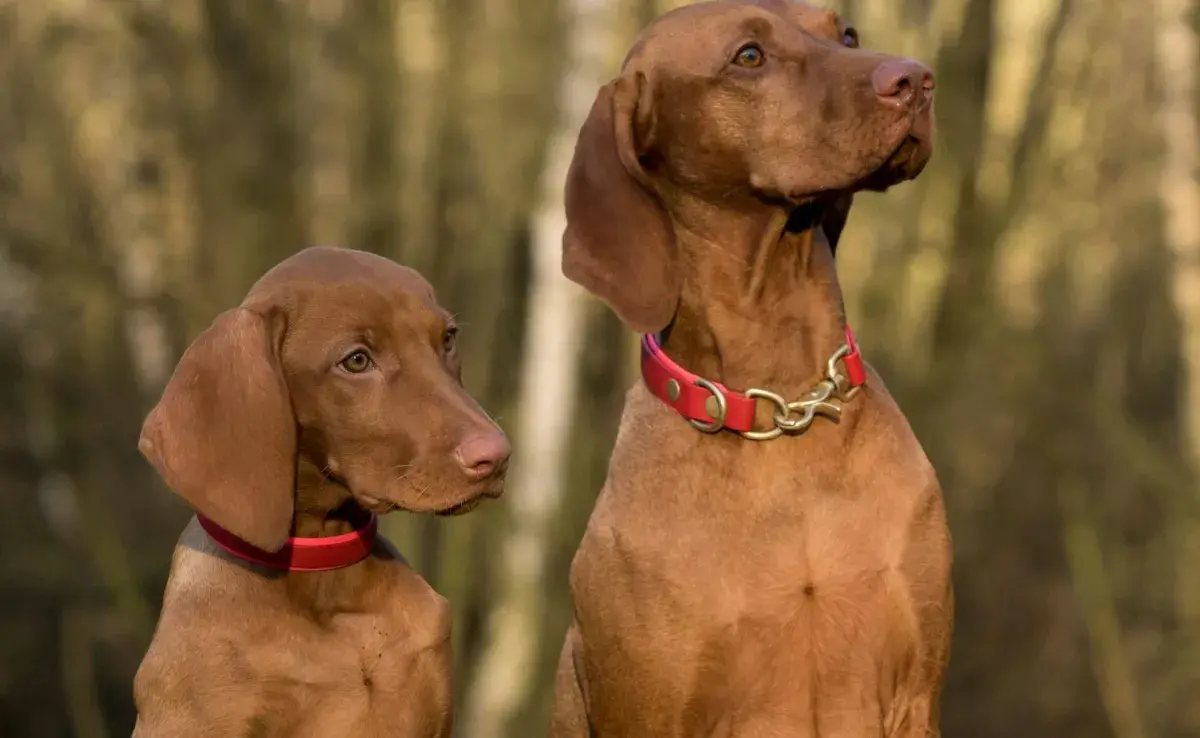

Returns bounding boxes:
[354,493,397,514]
[435,475,507,516]
[855,129,929,189]
[354,472,505,516]
[435,496,486,517]
[482,478,507,499]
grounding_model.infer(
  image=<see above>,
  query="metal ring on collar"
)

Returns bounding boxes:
[688,377,727,433]
[740,388,788,441]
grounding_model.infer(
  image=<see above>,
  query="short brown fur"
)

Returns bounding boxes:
[551,2,953,736]
[133,246,510,738]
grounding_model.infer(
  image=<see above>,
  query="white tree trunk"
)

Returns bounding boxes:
[458,0,616,735]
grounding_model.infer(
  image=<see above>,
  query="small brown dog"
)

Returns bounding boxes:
[550,1,953,736]
[132,246,509,738]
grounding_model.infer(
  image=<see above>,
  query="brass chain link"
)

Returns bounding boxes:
[740,343,860,440]
[688,343,862,440]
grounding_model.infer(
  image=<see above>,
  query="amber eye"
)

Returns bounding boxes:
[339,350,374,374]
[733,43,765,68]
[841,27,859,48]
[443,326,458,355]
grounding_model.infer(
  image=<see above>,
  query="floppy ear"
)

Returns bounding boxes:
[138,307,296,552]
[822,193,854,257]
[562,71,679,334]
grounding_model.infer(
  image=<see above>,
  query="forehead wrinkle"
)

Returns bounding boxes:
[284,279,441,352]
[387,296,448,347]
[740,16,775,40]
[632,3,839,77]
[801,19,842,43]
[376,291,455,362]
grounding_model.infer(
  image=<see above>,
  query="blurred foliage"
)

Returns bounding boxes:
[0,0,1197,737]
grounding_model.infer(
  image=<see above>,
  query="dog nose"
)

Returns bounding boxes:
[453,431,511,481]
[872,58,934,107]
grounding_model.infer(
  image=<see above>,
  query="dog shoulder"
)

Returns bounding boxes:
[133,616,272,735]
[390,579,453,655]
[367,544,453,654]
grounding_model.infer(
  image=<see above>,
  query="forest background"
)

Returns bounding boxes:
[0,0,1198,736]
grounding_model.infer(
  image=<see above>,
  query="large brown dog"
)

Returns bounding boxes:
[549,2,953,736]
[132,246,509,738]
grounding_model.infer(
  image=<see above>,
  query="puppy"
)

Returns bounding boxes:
[132,246,509,738]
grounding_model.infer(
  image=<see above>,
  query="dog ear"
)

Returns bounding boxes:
[562,71,679,334]
[822,193,854,257]
[138,307,296,552]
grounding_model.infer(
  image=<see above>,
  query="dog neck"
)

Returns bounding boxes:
[236,460,378,614]
[661,197,849,397]
[293,459,366,538]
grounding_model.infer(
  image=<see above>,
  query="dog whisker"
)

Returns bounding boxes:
[413,483,431,504]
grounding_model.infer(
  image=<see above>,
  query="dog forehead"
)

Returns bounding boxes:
[282,284,447,358]
[246,246,446,334]
[248,246,434,303]
[261,246,430,289]
[628,0,841,69]
[676,0,839,27]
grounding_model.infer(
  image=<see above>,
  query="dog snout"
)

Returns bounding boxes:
[871,58,934,109]
[453,431,511,482]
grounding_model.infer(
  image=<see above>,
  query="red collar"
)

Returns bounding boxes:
[198,513,378,572]
[640,326,867,435]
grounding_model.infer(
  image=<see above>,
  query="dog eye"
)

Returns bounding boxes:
[442,326,458,355]
[732,43,765,68]
[841,27,859,48]
[339,350,374,374]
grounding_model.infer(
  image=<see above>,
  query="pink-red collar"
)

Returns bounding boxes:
[640,326,867,434]
[198,513,378,572]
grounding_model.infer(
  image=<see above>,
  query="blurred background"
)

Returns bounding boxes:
[0,0,1197,736]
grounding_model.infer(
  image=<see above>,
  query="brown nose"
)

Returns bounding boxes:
[872,58,934,107]
[454,431,511,481]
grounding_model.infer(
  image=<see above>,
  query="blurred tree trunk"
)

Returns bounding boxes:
[1153,0,1200,719]
[60,608,110,738]
[347,1,402,258]
[458,0,614,735]
[4,2,1198,737]
[925,0,996,360]
[1156,0,1200,468]
[1060,479,1147,738]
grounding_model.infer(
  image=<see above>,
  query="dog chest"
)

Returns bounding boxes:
[572,495,942,735]
[228,613,453,738]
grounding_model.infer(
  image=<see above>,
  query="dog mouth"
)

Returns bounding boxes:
[353,493,401,515]
[323,457,507,517]
[353,476,504,517]
[353,486,499,517]
[847,96,935,192]
[435,497,486,517]
[436,475,506,516]
[856,133,930,192]
[758,128,932,208]
[437,471,507,515]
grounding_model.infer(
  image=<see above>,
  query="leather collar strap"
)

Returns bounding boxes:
[198,513,378,572]
[640,326,867,434]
